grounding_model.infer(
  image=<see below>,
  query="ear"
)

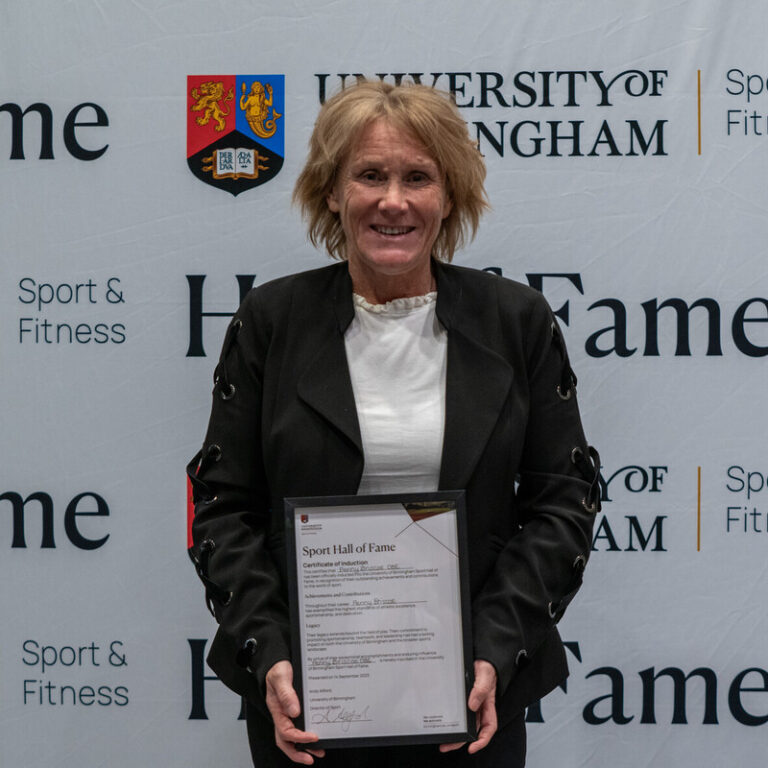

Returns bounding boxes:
[442,196,453,220]
[327,188,341,213]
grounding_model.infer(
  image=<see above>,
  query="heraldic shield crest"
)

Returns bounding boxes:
[187,75,285,196]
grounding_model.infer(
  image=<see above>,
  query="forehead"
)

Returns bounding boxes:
[344,118,439,168]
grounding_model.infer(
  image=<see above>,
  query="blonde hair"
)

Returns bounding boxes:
[293,80,489,262]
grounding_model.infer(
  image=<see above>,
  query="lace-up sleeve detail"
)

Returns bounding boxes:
[472,290,601,694]
[185,298,291,704]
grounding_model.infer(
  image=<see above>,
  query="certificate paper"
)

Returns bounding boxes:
[285,492,475,749]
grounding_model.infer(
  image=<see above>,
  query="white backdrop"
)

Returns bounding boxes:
[2,1,767,766]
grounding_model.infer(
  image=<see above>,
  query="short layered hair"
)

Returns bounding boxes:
[293,80,489,262]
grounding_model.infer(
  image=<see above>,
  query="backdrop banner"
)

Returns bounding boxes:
[2,1,766,766]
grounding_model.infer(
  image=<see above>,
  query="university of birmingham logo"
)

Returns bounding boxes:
[186,75,285,195]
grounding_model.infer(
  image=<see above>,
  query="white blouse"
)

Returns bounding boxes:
[344,292,447,495]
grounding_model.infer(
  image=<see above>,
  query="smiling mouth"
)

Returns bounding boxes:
[372,225,415,235]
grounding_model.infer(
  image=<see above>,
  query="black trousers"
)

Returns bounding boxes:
[246,704,526,768]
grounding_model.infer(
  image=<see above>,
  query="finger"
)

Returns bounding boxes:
[468,725,494,753]
[468,686,492,712]
[265,694,300,731]
[467,704,497,754]
[305,748,326,758]
[269,703,317,740]
[275,734,316,765]
[272,714,320,744]
[438,741,466,753]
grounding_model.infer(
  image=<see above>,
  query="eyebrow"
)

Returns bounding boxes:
[348,155,439,168]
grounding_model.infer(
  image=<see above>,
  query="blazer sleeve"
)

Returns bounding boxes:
[472,290,601,695]
[186,290,290,706]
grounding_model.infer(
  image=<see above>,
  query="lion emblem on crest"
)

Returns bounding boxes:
[190,81,234,132]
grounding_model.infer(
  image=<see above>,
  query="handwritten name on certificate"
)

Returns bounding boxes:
[287,495,472,746]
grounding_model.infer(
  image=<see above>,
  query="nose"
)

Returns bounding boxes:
[379,179,408,213]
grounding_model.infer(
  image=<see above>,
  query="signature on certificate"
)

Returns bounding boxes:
[311,705,371,732]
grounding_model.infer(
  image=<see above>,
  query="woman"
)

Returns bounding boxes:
[187,81,600,767]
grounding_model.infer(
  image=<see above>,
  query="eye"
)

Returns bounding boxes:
[359,169,382,182]
[407,171,431,184]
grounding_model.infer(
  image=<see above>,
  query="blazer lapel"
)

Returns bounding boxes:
[439,329,514,490]
[435,263,514,491]
[296,266,363,456]
[296,334,363,455]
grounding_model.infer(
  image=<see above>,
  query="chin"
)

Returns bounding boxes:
[365,256,424,275]
[363,250,430,273]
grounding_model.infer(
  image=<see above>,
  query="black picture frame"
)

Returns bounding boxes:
[284,490,476,749]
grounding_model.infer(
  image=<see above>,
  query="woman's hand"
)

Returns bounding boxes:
[265,661,325,764]
[439,660,498,754]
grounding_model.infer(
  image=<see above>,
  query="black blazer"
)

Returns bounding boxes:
[188,259,600,726]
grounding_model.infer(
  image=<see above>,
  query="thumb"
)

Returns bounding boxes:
[276,680,300,718]
[268,663,301,718]
[469,662,496,711]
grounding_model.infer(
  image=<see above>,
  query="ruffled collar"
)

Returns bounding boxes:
[352,291,437,315]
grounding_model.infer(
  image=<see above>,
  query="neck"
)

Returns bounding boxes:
[348,260,436,304]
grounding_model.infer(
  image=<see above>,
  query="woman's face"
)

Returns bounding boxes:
[327,119,452,289]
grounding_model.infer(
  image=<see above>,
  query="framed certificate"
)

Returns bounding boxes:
[284,491,476,749]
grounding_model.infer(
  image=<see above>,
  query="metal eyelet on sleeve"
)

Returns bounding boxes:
[187,448,215,505]
[236,637,258,672]
[188,446,223,505]
[213,317,243,401]
[547,601,559,619]
[188,539,231,616]
[587,446,602,512]
[573,554,586,571]
[219,382,236,400]
[557,369,577,401]
[515,649,528,667]
[571,445,603,514]
[550,319,578,401]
